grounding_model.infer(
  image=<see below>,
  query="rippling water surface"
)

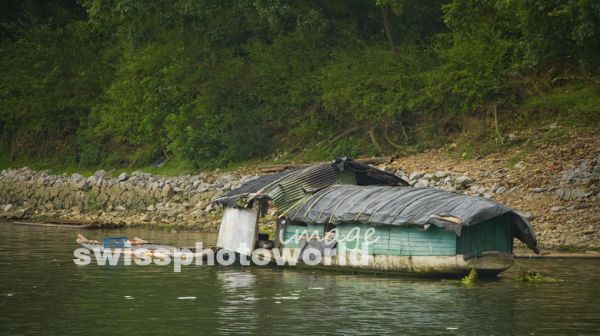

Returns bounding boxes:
[1,223,599,335]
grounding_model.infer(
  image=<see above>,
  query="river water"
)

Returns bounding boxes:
[0,223,599,335]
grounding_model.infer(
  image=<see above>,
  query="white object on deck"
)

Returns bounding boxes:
[216,207,258,256]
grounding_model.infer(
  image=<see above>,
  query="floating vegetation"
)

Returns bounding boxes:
[461,269,479,285]
[440,269,479,285]
[515,269,562,282]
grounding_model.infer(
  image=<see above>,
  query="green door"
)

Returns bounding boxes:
[456,214,513,255]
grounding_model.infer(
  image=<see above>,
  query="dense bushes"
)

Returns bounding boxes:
[1,0,598,169]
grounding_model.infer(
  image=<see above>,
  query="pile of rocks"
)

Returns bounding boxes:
[0,167,257,229]
[555,155,600,201]
[393,169,519,199]
[380,136,600,250]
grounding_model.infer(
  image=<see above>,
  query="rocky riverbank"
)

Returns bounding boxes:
[0,168,257,231]
[1,135,599,250]
[380,134,600,251]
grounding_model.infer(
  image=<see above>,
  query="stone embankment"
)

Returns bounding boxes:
[0,169,256,230]
[1,135,598,250]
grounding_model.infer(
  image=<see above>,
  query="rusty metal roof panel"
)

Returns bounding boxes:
[214,158,406,210]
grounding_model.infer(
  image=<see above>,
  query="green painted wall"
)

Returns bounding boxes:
[283,223,324,248]
[456,214,513,255]
[283,215,513,256]
[336,223,457,256]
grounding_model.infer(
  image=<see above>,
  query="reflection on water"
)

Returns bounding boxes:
[0,223,599,335]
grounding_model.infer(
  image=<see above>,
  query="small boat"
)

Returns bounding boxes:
[76,234,179,257]
[15,219,101,229]
[213,158,539,277]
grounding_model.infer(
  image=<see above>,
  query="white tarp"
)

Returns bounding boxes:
[217,207,258,255]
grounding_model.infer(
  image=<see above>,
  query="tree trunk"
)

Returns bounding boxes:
[384,122,404,150]
[381,5,399,59]
[369,125,385,155]
[24,0,37,25]
[491,103,505,144]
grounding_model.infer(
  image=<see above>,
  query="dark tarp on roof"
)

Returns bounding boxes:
[286,185,539,253]
[214,158,406,210]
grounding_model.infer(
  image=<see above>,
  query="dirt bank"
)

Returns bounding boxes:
[381,134,600,250]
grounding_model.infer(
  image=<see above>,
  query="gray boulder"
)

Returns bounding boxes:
[434,171,449,179]
[414,179,429,188]
[409,172,424,181]
[117,172,129,182]
[495,186,507,194]
[455,175,473,187]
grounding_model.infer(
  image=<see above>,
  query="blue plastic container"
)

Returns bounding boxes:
[103,237,129,248]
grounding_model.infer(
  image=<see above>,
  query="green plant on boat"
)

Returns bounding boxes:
[258,214,277,240]
[515,269,562,283]
[461,269,479,285]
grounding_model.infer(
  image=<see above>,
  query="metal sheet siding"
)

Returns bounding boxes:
[456,214,512,255]
[267,164,364,215]
[282,223,325,248]
[336,223,456,256]
[283,224,304,248]
[266,164,339,213]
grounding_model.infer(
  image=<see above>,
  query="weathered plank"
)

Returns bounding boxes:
[257,157,394,173]
[14,221,97,229]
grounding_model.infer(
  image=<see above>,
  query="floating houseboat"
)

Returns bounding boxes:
[214,158,539,277]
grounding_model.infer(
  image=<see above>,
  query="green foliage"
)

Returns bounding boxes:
[506,154,524,168]
[461,268,479,285]
[518,0,600,67]
[427,0,521,114]
[524,86,600,128]
[0,0,599,171]
[302,134,374,163]
[0,18,112,162]
[515,269,562,283]
[320,46,423,126]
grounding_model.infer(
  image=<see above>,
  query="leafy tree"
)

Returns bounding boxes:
[0,0,598,169]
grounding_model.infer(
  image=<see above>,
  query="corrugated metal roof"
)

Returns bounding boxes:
[267,163,339,213]
[214,158,406,210]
